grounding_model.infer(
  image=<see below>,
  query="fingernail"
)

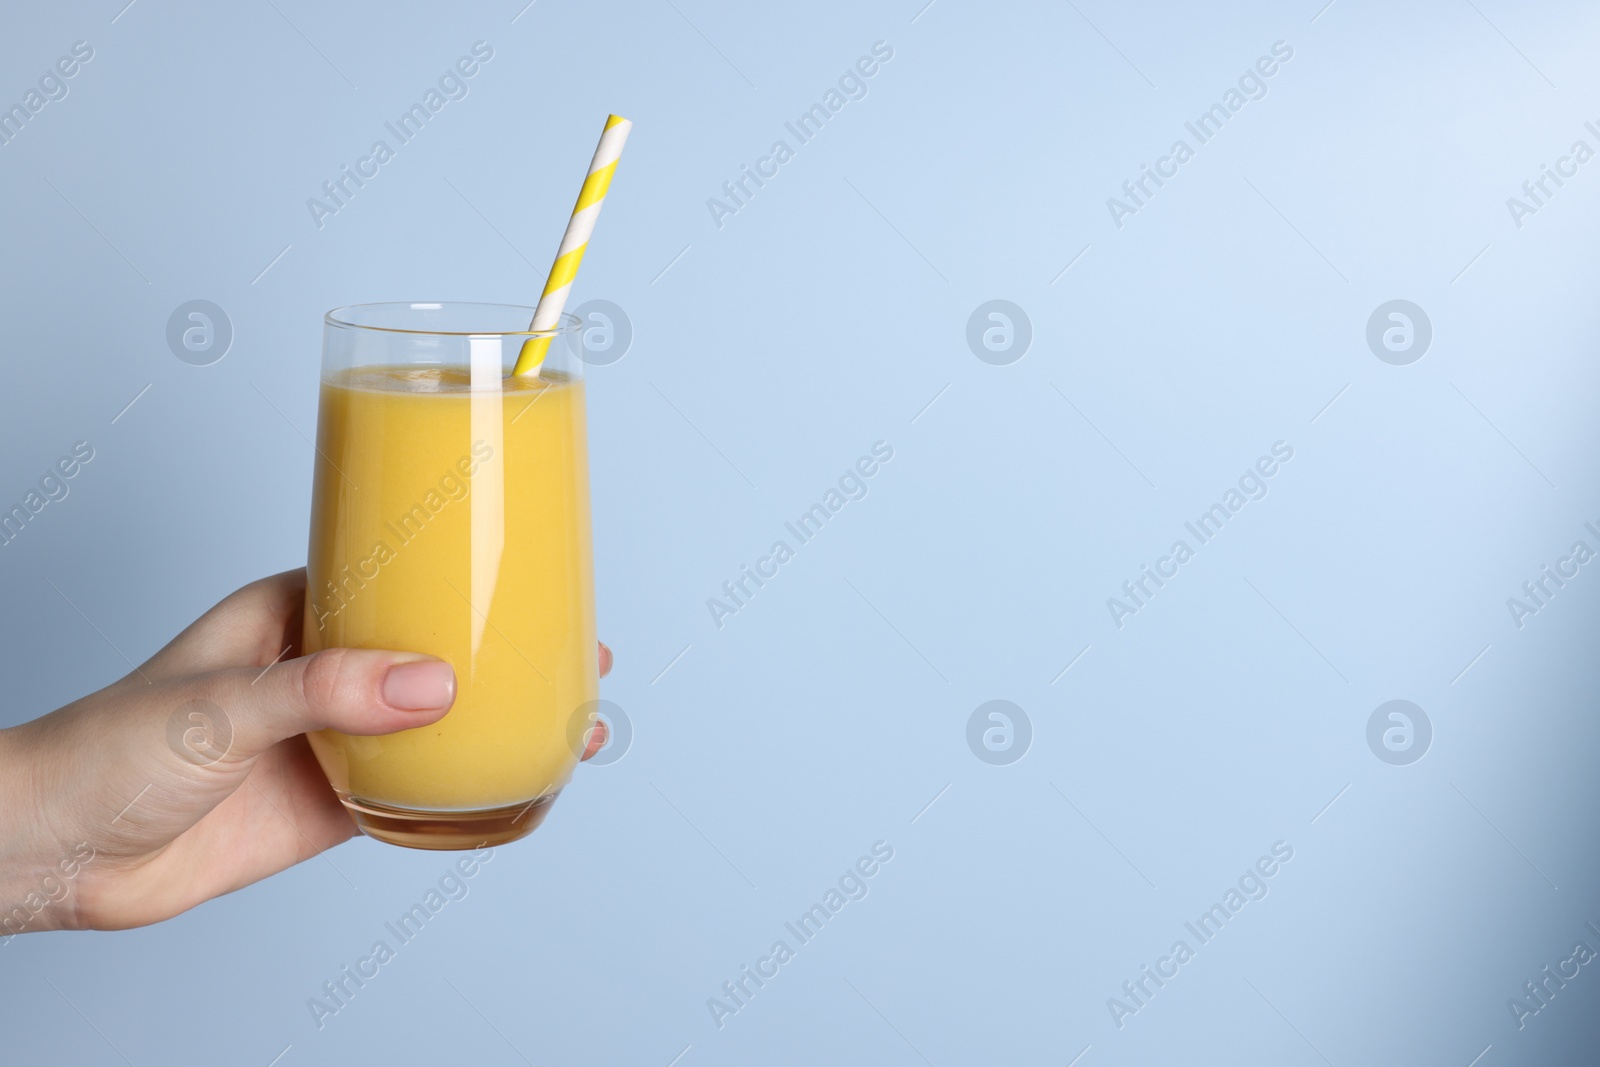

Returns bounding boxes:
[383,661,456,711]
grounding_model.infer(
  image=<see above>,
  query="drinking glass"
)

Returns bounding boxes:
[303,302,595,850]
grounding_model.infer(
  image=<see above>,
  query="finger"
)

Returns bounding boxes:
[580,718,609,761]
[598,641,613,678]
[138,569,307,683]
[186,647,457,762]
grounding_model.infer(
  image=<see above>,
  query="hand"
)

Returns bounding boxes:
[0,568,612,934]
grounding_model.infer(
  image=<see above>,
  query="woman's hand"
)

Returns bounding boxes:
[0,568,611,934]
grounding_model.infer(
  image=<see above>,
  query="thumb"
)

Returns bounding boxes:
[201,648,456,762]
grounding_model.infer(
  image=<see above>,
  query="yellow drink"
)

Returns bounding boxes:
[302,362,596,848]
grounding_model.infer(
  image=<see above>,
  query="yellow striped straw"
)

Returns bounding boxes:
[512,113,633,376]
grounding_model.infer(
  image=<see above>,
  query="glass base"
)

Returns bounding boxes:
[340,792,561,850]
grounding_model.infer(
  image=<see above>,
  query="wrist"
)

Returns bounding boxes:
[0,723,74,935]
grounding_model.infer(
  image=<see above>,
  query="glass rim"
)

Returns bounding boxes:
[323,301,583,338]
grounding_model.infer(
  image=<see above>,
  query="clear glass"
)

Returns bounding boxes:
[303,302,596,850]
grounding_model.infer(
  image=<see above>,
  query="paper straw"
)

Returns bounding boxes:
[511,114,633,376]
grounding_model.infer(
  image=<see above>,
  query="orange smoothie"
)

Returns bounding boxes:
[302,365,596,816]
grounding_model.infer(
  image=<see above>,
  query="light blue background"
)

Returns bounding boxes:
[4,0,1600,1064]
